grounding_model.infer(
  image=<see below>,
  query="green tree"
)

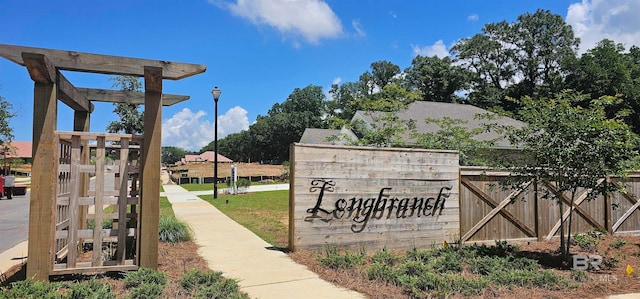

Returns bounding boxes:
[412,116,497,166]
[451,9,579,110]
[214,130,253,162]
[404,55,470,103]
[161,146,187,165]
[507,9,579,99]
[566,39,640,132]
[349,112,415,148]
[499,91,639,257]
[0,89,16,172]
[107,76,144,134]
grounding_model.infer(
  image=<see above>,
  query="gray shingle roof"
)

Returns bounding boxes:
[353,101,525,147]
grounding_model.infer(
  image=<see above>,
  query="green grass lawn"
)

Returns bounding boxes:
[179,181,288,192]
[200,190,289,248]
[160,196,174,217]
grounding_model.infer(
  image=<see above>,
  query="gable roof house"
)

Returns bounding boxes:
[299,101,526,165]
[1,141,33,164]
[351,101,525,148]
[299,127,358,145]
[179,151,232,165]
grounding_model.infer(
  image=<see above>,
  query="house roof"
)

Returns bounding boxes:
[353,101,525,147]
[1,141,32,158]
[181,151,232,163]
[299,128,356,145]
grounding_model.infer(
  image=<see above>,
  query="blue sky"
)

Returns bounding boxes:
[1,0,639,151]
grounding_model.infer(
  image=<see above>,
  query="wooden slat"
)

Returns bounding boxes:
[544,180,605,240]
[56,131,142,142]
[65,135,81,267]
[92,136,106,266]
[0,43,206,80]
[460,179,533,241]
[116,138,130,264]
[77,88,189,106]
[612,201,640,232]
[53,262,138,275]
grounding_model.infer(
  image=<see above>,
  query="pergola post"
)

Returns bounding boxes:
[138,66,162,268]
[27,81,58,280]
[73,111,90,235]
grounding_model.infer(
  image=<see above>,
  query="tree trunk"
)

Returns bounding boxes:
[559,199,565,256]
[565,190,577,260]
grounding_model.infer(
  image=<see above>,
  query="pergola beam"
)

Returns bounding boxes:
[0,44,206,80]
[22,53,94,112]
[77,88,190,106]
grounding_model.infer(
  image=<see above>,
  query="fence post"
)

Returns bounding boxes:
[604,176,613,234]
[534,179,543,241]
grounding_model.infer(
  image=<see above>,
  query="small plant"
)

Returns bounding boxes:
[318,247,365,269]
[125,268,167,288]
[429,250,463,273]
[125,283,164,299]
[572,232,599,250]
[179,269,248,299]
[371,248,398,266]
[610,238,629,249]
[180,269,224,291]
[367,262,397,283]
[0,279,61,298]
[602,255,620,268]
[570,270,590,282]
[159,215,192,243]
[494,240,519,253]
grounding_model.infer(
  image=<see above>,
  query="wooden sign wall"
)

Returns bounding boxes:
[289,143,460,251]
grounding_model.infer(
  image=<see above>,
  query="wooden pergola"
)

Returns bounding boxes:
[0,44,206,280]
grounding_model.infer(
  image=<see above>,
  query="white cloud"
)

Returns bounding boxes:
[352,20,366,37]
[389,11,397,19]
[468,14,479,22]
[224,0,343,45]
[332,77,342,85]
[411,40,450,58]
[566,0,640,53]
[162,107,249,151]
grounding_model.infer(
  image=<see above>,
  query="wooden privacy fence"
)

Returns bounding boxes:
[460,168,640,243]
[53,131,142,274]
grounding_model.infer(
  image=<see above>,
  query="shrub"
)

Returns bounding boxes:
[65,280,114,299]
[429,250,463,273]
[371,248,398,266]
[367,262,397,283]
[180,269,224,291]
[125,283,164,299]
[0,279,62,299]
[570,270,590,282]
[159,215,192,243]
[318,247,365,269]
[124,268,167,289]
[573,232,599,250]
[179,269,248,299]
[610,238,629,249]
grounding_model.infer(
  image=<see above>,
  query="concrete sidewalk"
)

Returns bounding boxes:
[162,184,364,299]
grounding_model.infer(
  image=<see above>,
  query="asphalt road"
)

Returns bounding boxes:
[0,190,29,253]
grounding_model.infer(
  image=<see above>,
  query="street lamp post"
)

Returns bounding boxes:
[211,86,221,199]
